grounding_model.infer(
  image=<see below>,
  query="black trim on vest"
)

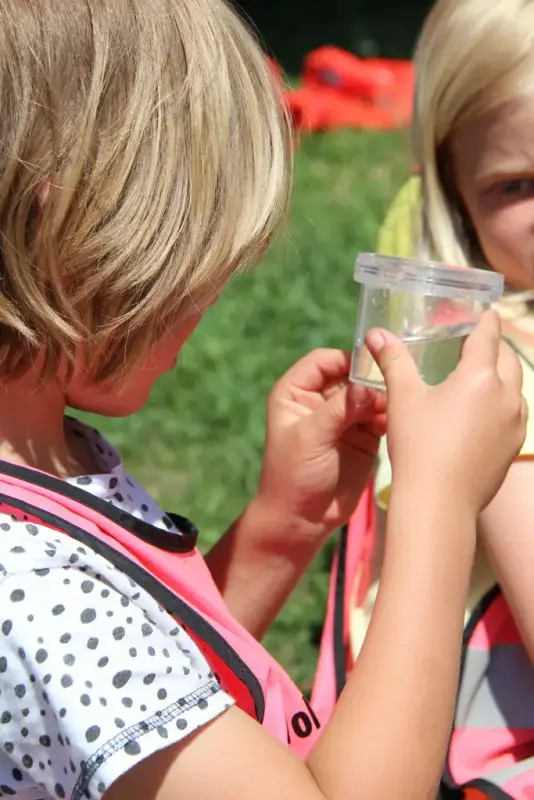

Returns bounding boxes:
[462,584,502,658]
[439,584,506,798]
[464,779,513,799]
[435,785,463,799]
[333,525,348,699]
[0,459,197,553]
[0,487,265,723]
[437,778,513,799]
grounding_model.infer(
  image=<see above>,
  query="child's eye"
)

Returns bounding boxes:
[500,178,534,196]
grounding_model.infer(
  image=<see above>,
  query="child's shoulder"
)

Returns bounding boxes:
[0,513,74,582]
[0,514,179,632]
[0,513,233,800]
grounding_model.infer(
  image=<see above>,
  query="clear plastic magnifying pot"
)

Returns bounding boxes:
[350,253,504,390]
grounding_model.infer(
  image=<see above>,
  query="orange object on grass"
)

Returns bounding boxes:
[285,46,414,133]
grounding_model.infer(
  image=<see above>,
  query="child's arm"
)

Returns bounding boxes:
[205,498,339,640]
[109,490,474,800]
[208,180,423,640]
[105,312,526,800]
[205,349,386,640]
[478,460,534,660]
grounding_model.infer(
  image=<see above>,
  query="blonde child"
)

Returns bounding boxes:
[355,0,534,630]
[349,0,534,794]
[414,0,534,622]
[0,1,525,799]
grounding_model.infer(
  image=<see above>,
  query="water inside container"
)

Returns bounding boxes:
[350,322,473,390]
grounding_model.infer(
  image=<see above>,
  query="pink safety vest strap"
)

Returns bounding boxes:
[0,458,346,756]
[0,460,267,724]
[0,456,199,553]
[441,586,534,799]
[311,478,376,721]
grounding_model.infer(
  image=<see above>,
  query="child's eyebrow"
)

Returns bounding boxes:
[474,152,534,183]
[471,131,534,178]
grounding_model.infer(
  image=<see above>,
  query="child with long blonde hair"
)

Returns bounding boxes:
[350,0,534,794]
[0,1,524,799]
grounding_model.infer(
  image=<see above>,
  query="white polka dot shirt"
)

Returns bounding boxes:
[0,419,234,800]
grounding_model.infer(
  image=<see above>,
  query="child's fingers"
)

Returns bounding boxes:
[459,310,501,372]
[323,379,386,411]
[366,413,387,438]
[342,424,383,457]
[365,328,420,400]
[322,378,352,401]
[305,382,384,448]
[496,340,523,392]
[345,383,387,422]
[273,349,352,396]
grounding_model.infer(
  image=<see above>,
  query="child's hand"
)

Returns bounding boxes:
[257,349,387,537]
[371,310,527,515]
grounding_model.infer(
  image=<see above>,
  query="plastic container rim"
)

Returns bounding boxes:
[354,253,504,302]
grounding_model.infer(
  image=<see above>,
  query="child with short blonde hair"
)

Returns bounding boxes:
[0,0,292,388]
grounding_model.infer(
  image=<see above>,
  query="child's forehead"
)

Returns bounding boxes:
[451,93,534,180]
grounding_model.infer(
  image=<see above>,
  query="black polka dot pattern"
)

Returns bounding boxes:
[0,559,230,800]
[0,420,233,800]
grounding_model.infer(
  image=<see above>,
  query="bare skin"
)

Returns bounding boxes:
[101,311,526,800]
[451,93,534,657]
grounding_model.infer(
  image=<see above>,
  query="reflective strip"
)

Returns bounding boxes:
[457,644,534,730]
[450,728,526,785]
[456,645,490,729]
[447,593,534,797]
[481,756,534,793]
[504,763,534,797]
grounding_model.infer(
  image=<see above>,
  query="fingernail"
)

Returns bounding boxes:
[366,330,385,352]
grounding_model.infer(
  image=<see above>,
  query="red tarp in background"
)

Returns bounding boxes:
[270,47,414,134]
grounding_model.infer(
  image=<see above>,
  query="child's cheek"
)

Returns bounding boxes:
[475,202,534,287]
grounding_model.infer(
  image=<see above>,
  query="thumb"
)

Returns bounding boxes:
[365,329,420,397]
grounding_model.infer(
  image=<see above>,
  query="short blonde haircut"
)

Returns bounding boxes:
[413,0,534,265]
[0,0,291,381]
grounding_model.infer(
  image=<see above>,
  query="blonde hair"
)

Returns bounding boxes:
[0,0,292,382]
[413,0,534,265]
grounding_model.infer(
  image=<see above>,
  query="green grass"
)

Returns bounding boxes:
[79,129,410,692]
